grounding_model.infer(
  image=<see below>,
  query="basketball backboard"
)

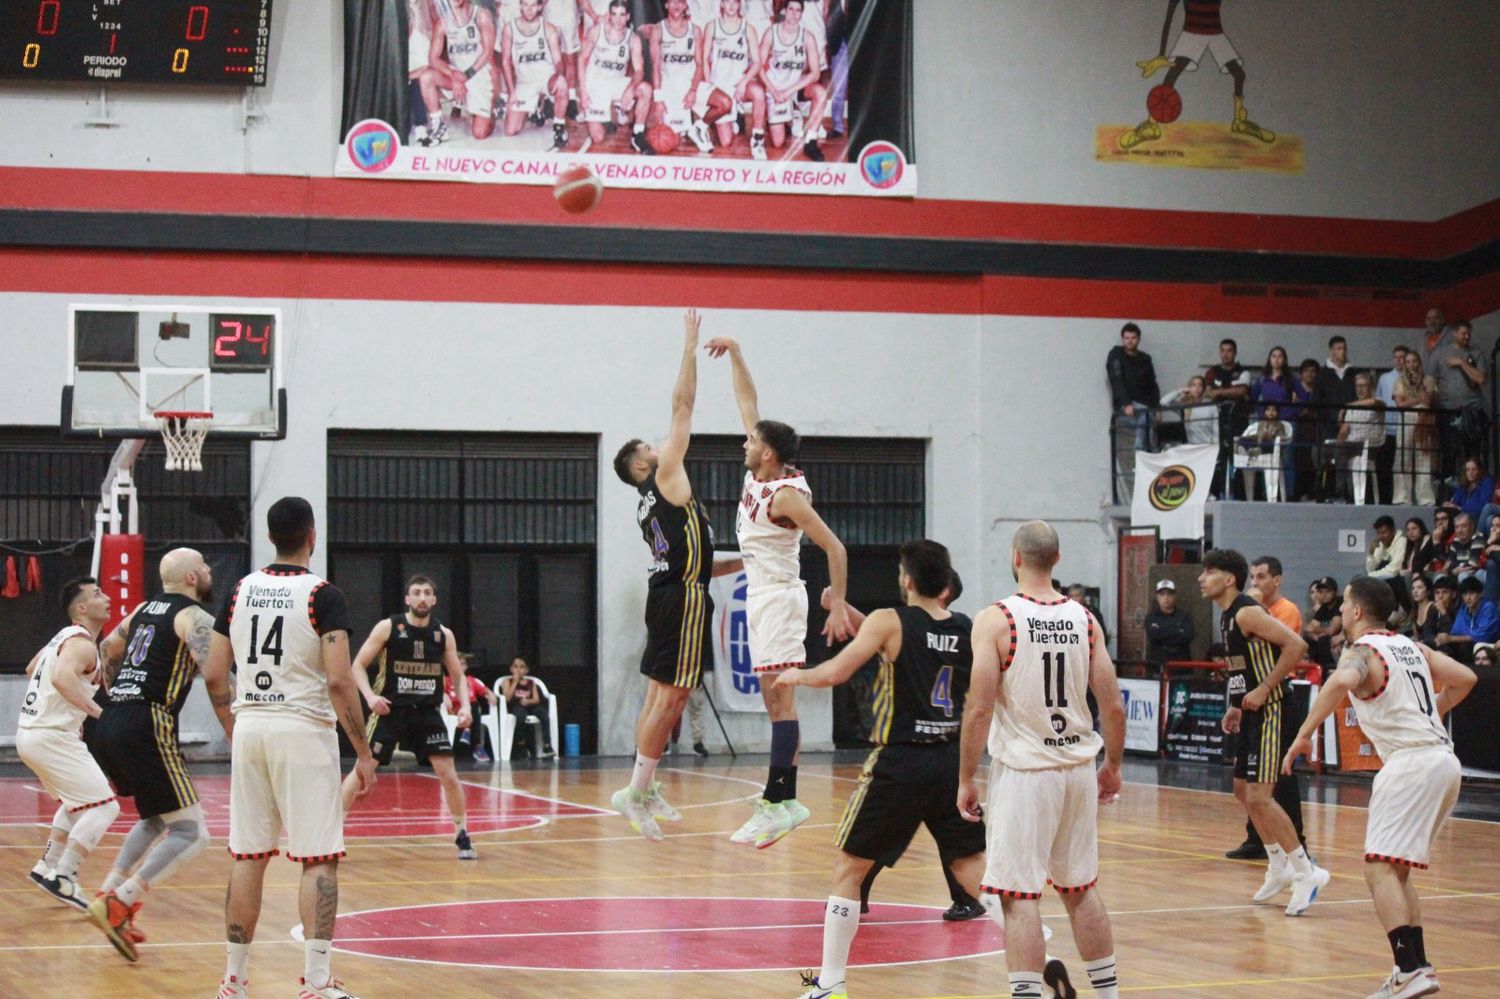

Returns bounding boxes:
[62,304,286,439]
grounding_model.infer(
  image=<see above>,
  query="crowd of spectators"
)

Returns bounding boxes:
[1108,309,1491,503]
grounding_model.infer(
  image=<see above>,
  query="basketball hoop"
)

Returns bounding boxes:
[154,410,213,471]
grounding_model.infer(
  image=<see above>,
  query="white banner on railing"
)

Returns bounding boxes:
[1131,443,1220,539]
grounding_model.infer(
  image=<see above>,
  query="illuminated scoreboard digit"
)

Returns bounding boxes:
[1,1,273,85]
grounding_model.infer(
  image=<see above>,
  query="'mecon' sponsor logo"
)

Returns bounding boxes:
[857,142,906,190]
[345,119,400,173]
[1148,465,1196,511]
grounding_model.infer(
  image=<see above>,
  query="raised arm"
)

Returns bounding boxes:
[705,337,761,434]
[768,487,852,643]
[775,607,900,690]
[957,605,1005,821]
[1283,643,1372,772]
[656,310,701,507]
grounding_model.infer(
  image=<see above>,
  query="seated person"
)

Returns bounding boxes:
[1436,513,1484,580]
[1474,644,1496,668]
[446,671,500,763]
[1302,576,1342,668]
[1159,374,1219,446]
[500,656,555,758]
[1421,574,1462,660]
[1237,403,1293,498]
[1444,575,1499,663]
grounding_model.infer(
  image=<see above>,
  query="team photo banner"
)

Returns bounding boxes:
[339,0,916,197]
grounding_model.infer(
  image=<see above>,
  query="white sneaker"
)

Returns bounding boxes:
[689,119,714,153]
[796,971,848,999]
[1252,864,1294,903]
[1364,965,1439,999]
[755,798,811,849]
[791,113,805,138]
[1285,864,1330,915]
[750,136,767,161]
[38,869,88,911]
[28,859,50,888]
[215,974,249,999]
[730,798,776,844]
[298,979,360,999]
[612,786,664,842]
[646,781,682,823]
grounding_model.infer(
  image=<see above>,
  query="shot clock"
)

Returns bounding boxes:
[2,1,273,85]
[209,313,275,371]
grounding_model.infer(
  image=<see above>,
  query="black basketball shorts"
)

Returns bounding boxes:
[368,704,453,766]
[640,582,714,689]
[93,702,199,819]
[834,741,985,866]
[1233,697,1286,784]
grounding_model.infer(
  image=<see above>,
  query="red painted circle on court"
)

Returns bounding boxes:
[332,896,1005,972]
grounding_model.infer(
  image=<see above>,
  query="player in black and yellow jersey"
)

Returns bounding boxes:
[90,548,226,961]
[1200,548,1330,916]
[343,575,475,859]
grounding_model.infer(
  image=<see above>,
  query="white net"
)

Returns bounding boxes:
[155,412,212,471]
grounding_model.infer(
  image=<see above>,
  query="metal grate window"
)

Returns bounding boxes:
[328,432,596,546]
[686,436,926,548]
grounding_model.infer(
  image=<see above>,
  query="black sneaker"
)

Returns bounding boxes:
[456,830,478,860]
[692,741,709,757]
[1225,840,1268,860]
[942,899,985,922]
[550,123,568,151]
[828,126,845,139]
[803,140,824,162]
[1043,958,1078,999]
[605,121,619,135]
[630,130,655,155]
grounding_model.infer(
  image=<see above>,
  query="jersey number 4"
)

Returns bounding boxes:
[930,664,954,718]
[245,614,285,667]
[1042,650,1069,708]
[649,518,670,557]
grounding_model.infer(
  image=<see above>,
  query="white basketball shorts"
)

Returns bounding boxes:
[229,712,345,862]
[1364,745,1461,870]
[582,73,633,122]
[982,760,1099,898]
[748,583,808,673]
[1169,30,1241,73]
[16,727,116,812]
[441,65,497,118]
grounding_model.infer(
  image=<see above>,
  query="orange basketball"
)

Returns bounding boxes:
[553,165,603,214]
[1147,84,1182,124]
[647,123,680,154]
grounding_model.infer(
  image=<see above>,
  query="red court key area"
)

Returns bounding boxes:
[332,897,1005,972]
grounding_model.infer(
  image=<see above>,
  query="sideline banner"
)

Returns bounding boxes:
[1118,677,1159,753]
[1131,443,1218,540]
[709,561,765,713]
[339,0,916,197]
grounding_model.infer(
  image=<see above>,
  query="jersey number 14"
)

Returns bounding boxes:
[245,614,285,667]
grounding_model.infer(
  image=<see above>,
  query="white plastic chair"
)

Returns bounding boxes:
[495,676,560,762]
[439,688,502,765]
[1349,440,1375,504]
[1234,437,1284,502]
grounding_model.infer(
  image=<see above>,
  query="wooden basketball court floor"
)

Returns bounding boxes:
[1,754,1496,998]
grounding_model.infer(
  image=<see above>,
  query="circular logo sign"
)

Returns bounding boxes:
[255,671,273,691]
[857,142,906,190]
[345,119,400,174]
[1148,465,1196,511]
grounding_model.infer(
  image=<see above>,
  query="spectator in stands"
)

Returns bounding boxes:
[1291,359,1327,501]
[1205,339,1253,498]
[500,656,555,759]
[1420,306,1452,369]
[1402,517,1436,575]
[1144,579,1193,665]
[1474,644,1495,668]
[1392,350,1438,505]
[1374,345,1406,503]
[1303,576,1342,668]
[1160,374,1219,446]
[1106,322,1161,452]
[1431,320,1487,479]
[1253,346,1296,407]
[1237,403,1293,499]
[1333,372,1385,500]
[1438,512,1484,581]
[1366,515,1407,581]
[446,671,499,763]
[1447,575,1499,661]
[1407,572,1435,640]
[1431,505,1457,552]
[1318,335,1359,406]
[1250,556,1302,633]
[1449,457,1493,522]
[1066,583,1109,647]
[1423,574,1461,658]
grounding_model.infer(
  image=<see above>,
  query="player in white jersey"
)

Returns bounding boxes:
[499,0,572,150]
[1284,577,1475,999]
[651,0,715,151]
[758,0,829,160]
[205,497,376,999]
[706,334,855,848]
[959,521,1125,999]
[15,577,119,912]
[544,0,583,112]
[699,0,766,156]
[417,0,498,142]
[579,0,654,153]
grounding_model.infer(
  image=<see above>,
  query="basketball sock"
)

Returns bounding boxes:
[43,805,73,867]
[1411,925,1427,966]
[1264,843,1287,871]
[1388,926,1420,974]
[629,752,660,794]
[818,895,859,989]
[1008,971,1044,997]
[115,877,146,907]
[633,123,645,133]
[428,111,443,129]
[765,766,795,804]
[1085,954,1119,997]
[305,938,333,989]
[226,942,251,981]
[553,116,567,127]
[1287,845,1313,876]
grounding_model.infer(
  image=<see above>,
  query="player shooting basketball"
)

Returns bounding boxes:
[1120,0,1274,150]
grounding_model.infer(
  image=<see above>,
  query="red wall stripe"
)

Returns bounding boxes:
[0,248,1457,328]
[2,166,1494,260]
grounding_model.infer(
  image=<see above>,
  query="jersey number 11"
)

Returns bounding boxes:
[1042,651,1069,709]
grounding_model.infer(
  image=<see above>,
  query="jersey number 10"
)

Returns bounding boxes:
[1042,651,1069,709]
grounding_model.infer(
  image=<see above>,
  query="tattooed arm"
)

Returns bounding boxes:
[325,630,377,797]
[99,604,142,690]
[1282,643,1373,774]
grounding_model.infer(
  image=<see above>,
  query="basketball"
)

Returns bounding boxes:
[1147,84,1182,124]
[553,165,603,214]
[647,123,680,155]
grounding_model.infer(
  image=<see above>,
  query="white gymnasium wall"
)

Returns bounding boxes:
[6,292,1488,751]
[1,2,1496,218]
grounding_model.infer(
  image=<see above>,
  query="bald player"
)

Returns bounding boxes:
[89,548,227,961]
[960,520,1125,999]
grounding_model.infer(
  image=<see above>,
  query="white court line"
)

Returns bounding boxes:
[331,916,940,944]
